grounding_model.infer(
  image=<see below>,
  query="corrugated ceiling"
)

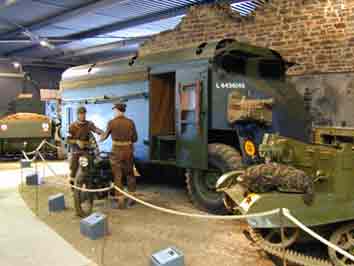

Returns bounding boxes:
[0,0,267,66]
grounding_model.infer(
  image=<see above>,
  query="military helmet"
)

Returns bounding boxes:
[77,106,87,114]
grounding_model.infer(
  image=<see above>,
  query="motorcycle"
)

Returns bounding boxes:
[72,145,114,217]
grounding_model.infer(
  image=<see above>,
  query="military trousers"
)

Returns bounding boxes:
[110,145,136,196]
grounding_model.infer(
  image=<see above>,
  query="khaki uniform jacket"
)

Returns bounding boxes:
[68,120,102,151]
[104,116,138,143]
[68,120,102,141]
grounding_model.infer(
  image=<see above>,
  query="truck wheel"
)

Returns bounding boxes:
[186,143,242,214]
[73,169,94,217]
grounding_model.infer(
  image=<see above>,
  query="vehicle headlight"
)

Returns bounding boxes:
[42,122,49,132]
[79,156,89,167]
[1,124,8,131]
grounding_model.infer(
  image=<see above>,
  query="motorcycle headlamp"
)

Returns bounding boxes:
[79,156,89,167]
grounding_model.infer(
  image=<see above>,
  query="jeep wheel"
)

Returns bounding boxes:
[186,143,242,214]
[73,169,94,217]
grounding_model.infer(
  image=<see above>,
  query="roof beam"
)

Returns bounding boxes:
[47,36,149,60]
[3,0,249,58]
[0,0,130,39]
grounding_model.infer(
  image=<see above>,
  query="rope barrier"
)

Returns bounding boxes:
[36,153,281,219]
[22,150,38,162]
[71,183,114,193]
[22,139,61,159]
[283,208,354,262]
[22,151,30,161]
[113,185,279,220]
[37,151,114,193]
[45,179,114,193]
[32,147,282,220]
[22,143,111,266]
[25,140,47,155]
[21,142,354,263]
[42,140,62,150]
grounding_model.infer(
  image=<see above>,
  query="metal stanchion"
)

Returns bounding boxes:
[280,208,287,266]
[17,145,354,265]
[42,158,45,184]
[34,151,39,217]
[20,163,23,192]
[100,193,111,266]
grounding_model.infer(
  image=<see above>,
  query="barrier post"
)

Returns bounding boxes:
[100,192,111,266]
[42,157,45,184]
[20,164,23,192]
[35,151,39,217]
[279,208,287,266]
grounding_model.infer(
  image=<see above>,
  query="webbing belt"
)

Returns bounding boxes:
[112,140,132,146]
[67,139,90,145]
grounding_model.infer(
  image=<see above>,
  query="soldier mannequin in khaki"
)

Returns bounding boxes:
[100,101,138,209]
[67,106,103,184]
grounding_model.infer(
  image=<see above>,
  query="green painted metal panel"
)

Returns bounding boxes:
[0,120,52,139]
[246,192,354,228]
[175,65,209,169]
[224,135,354,228]
[0,138,50,154]
[60,40,282,91]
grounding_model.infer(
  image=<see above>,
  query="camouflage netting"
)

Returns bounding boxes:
[0,113,49,122]
[237,163,314,205]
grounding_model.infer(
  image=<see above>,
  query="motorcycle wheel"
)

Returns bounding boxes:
[73,168,94,217]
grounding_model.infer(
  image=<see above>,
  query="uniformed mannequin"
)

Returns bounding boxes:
[100,101,138,209]
[67,106,103,184]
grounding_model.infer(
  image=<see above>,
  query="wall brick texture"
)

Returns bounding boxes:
[140,0,354,76]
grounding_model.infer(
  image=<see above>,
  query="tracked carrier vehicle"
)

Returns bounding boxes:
[60,39,309,213]
[219,130,354,266]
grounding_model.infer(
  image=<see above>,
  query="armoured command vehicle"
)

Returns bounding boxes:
[60,39,309,213]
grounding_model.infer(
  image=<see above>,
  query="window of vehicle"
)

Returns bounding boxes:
[258,60,285,79]
[215,54,247,74]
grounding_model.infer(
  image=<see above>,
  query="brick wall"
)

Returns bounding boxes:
[140,0,354,76]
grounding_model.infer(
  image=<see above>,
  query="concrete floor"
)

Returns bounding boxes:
[1,161,274,266]
[0,162,96,266]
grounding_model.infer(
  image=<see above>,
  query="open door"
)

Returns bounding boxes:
[149,72,176,161]
[176,66,208,169]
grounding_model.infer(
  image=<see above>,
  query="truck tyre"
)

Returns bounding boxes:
[186,143,242,214]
